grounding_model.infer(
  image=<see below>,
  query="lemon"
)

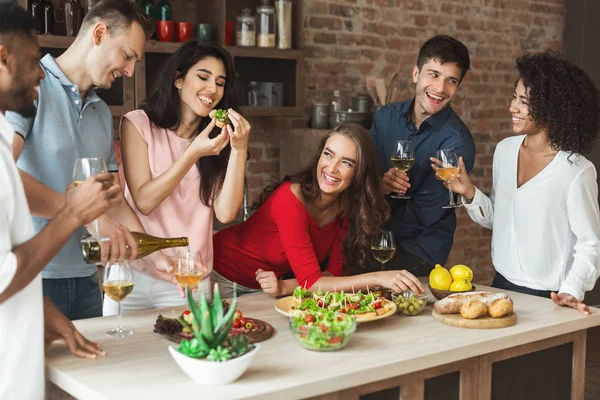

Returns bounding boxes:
[449,264,473,282]
[429,264,452,291]
[449,279,473,292]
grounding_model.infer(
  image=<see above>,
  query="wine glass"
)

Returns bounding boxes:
[390,140,414,199]
[173,248,204,289]
[435,149,463,209]
[371,230,396,271]
[73,157,110,243]
[102,261,134,337]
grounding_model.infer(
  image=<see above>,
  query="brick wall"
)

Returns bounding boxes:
[245,0,565,284]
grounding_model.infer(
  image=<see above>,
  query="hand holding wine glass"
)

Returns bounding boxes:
[103,261,135,337]
[371,230,396,271]
[64,173,121,227]
[433,149,464,209]
[430,155,476,201]
[389,140,414,199]
[73,158,111,243]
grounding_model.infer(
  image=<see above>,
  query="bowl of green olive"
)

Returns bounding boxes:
[391,291,428,316]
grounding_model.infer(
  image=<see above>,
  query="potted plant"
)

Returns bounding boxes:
[168,283,260,384]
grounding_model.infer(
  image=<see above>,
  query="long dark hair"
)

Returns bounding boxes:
[254,124,390,273]
[141,40,237,205]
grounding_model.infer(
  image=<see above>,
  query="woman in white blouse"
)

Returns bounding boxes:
[433,51,600,314]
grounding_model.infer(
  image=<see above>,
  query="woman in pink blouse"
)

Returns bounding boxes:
[104,41,250,314]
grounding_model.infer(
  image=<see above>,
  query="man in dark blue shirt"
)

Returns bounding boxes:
[370,35,475,276]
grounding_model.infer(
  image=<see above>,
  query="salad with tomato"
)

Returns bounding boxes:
[290,309,356,351]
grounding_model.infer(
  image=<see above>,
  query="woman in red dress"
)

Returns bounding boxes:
[211,123,424,297]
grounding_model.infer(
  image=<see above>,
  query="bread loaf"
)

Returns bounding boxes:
[434,292,510,315]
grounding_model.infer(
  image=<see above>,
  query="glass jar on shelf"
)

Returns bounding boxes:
[275,0,292,49]
[256,0,275,48]
[330,90,347,113]
[236,8,256,47]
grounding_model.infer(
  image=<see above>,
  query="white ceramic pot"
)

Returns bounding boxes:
[168,344,260,384]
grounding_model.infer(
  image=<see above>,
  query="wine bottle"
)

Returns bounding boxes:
[81,232,189,264]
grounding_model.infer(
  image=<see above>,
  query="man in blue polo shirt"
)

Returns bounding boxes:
[6,0,156,319]
[371,35,475,276]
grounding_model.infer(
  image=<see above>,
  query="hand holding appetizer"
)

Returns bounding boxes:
[222,108,251,151]
[209,109,231,128]
[189,117,229,158]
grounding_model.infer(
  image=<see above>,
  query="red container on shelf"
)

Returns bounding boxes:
[156,20,175,42]
[225,21,234,45]
[176,22,192,42]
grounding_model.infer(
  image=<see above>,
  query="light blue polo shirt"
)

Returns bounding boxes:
[5,54,118,279]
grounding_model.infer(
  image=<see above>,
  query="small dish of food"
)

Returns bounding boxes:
[289,309,356,351]
[392,291,428,316]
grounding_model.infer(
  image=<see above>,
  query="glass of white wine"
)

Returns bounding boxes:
[174,248,204,289]
[435,148,463,209]
[390,140,414,199]
[371,230,396,271]
[73,157,110,243]
[103,260,135,337]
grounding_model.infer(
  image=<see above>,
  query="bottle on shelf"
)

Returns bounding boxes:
[64,0,81,37]
[80,232,189,264]
[158,0,172,21]
[236,8,256,47]
[41,0,54,35]
[256,0,275,48]
[275,0,292,49]
[140,0,159,40]
[30,0,43,34]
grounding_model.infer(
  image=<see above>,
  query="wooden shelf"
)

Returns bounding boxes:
[38,34,75,49]
[225,46,304,61]
[144,40,183,54]
[240,106,306,117]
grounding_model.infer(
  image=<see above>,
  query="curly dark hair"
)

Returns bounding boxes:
[253,124,390,274]
[516,50,600,155]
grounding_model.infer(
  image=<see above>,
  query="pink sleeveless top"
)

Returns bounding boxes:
[120,110,213,275]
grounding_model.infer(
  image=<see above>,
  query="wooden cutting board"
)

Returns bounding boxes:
[432,310,517,329]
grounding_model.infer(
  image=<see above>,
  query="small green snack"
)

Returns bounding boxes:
[209,109,230,128]
[394,294,426,316]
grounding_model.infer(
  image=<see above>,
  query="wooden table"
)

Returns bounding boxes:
[46,284,600,400]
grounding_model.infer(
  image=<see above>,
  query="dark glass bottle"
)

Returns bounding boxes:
[140,0,158,39]
[42,0,54,35]
[30,0,43,34]
[158,0,172,21]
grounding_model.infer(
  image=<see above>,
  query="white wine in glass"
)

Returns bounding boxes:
[390,140,414,199]
[371,230,396,271]
[73,157,110,243]
[435,149,463,209]
[103,261,134,337]
[173,248,204,289]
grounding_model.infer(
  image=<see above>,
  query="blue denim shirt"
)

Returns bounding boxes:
[370,99,475,266]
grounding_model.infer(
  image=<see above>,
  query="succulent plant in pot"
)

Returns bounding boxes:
[168,283,261,384]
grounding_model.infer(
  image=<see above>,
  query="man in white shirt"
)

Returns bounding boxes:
[0,4,122,398]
